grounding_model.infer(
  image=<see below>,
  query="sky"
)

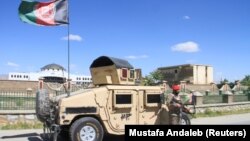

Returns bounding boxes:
[0,0,249,83]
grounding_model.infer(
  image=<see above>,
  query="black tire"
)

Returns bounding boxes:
[70,117,104,141]
[56,126,70,141]
[36,89,51,123]
[180,113,191,125]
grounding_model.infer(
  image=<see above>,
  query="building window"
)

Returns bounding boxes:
[11,75,13,78]
[115,94,132,104]
[121,68,128,78]
[129,69,135,79]
[147,94,161,103]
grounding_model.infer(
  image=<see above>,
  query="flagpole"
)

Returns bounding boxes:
[67,0,71,96]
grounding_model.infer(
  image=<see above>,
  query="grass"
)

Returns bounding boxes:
[0,121,43,130]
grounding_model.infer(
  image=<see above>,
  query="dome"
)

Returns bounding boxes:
[41,63,66,71]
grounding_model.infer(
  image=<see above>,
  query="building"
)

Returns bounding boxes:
[158,64,213,85]
[8,63,92,86]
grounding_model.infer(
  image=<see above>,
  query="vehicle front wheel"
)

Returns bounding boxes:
[70,117,104,141]
[180,113,191,125]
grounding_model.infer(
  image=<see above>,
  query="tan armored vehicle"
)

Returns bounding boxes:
[36,56,193,141]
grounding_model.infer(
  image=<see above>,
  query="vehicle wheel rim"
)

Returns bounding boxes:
[180,119,187,125]
[80,125,96,141]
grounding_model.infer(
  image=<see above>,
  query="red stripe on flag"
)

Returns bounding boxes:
[34,1,56,25]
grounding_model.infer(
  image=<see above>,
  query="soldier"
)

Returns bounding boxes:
[166,84,182,125]
[159,83,181,125]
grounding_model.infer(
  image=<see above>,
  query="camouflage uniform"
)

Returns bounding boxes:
[159,90,181,124]
[159,83,184,125]
[167,93,181,125]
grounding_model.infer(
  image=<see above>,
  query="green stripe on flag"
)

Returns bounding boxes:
[18,0,38,25]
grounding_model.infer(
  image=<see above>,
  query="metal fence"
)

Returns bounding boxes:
[202,93,250,104]
[0,89,250,110]
[0,91,35,110]
[233,94,249,102]
[0,87,83,110]
[203,95,224,104]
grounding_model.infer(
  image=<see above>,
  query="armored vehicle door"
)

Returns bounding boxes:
[106,89,138,132]
[138,90,162,125]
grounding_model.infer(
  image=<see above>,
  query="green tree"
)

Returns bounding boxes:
[150,70,164,82]
[241,75,250,87]
[220,78,229,84]
[143,76,154,86]
[143,70,164,86]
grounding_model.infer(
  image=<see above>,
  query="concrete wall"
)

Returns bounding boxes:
[207,66,213,84]
[159,64,213,85]
[0,111,38,126]
[159,65,193,85]
[193,65,213,85]
[178,66,193,83]
[0,80,38,92]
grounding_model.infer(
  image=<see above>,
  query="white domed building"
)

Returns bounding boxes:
[8,63,92,86]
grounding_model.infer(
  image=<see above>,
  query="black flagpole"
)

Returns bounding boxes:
[67,0,70,96]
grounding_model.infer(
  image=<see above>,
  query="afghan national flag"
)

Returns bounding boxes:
[18,0,69,26]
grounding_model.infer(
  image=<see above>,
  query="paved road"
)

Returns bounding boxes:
[191,112,250,125]
[1,113,250,141]
[0,129,124,141]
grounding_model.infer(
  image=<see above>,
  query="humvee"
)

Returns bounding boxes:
[36,56,192,141]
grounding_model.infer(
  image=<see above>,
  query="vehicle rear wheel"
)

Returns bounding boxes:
[70,117,104,141]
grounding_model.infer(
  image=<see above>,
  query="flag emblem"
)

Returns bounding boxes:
[34,2,56,24]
